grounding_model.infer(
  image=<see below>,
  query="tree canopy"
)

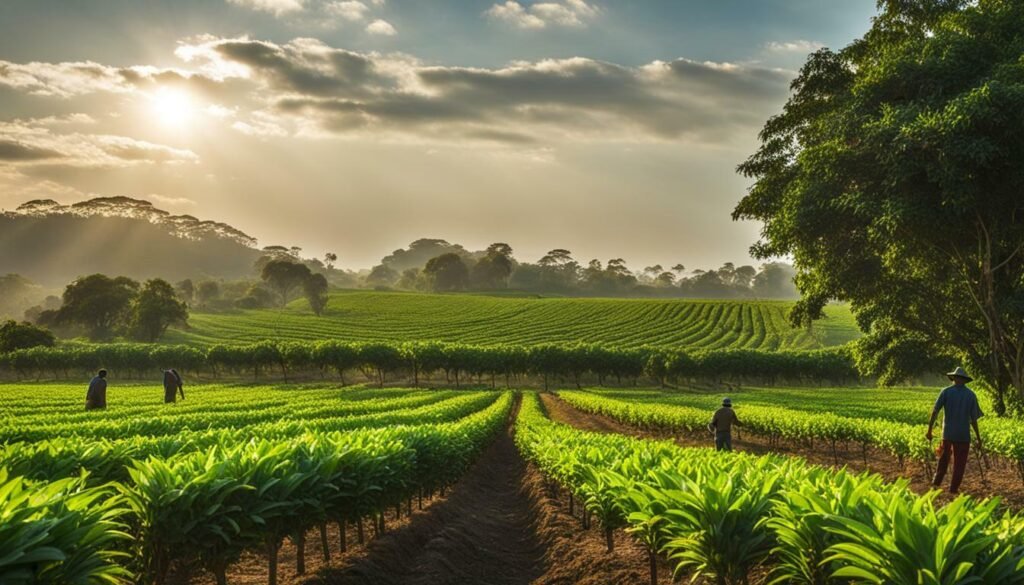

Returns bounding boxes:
[735,0,1024,412]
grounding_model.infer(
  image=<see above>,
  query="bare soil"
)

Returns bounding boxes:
[541,392,1024,510]
[173,401,675,585]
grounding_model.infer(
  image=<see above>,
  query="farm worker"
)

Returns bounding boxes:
[163,368,184,403]
[85,369,108,410]
[926,367,984,495]
[708,397,741,451]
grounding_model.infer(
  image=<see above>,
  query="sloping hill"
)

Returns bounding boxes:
[165,291,860,350]
[0,197,261,285]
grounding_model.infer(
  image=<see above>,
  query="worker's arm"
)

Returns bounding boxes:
[707,413,717,433]
[971,418,982,448]
[733,412,741,428]
[925,408,939,441]
[179,384,185,400]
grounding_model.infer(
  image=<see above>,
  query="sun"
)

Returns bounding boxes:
[150,88,194,128]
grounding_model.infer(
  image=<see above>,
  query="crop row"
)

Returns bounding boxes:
[0,388,465,442]
[1,391,504,484]
[0,339,860,387]
[557,390,1024,482]
[515,392,1024,584]
[175,294,840,351]
[0,391,512,585]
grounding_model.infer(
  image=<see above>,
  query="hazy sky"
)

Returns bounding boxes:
[0,0,877,270]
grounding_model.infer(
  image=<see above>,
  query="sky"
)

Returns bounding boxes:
[0,0,878,271]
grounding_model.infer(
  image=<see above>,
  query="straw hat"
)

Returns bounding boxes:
[946,367,972,382]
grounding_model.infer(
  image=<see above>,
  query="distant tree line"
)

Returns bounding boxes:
[0,340,859,388]
[364,239,799,298]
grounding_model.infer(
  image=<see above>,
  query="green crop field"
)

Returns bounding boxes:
[164,291,860,350]
[0,383,511,583]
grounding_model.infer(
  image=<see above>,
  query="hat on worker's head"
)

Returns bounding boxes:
[946,367,973,382]
[722,397,732,407]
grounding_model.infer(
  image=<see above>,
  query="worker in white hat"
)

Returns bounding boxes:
[926,367,984,494]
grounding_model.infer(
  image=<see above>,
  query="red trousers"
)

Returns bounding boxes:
[933,440,970,493]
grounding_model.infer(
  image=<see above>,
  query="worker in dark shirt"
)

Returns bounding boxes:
[708,397,741,451]
[163,369,184,403]
[85,369,108,410]
[926,367,984,495]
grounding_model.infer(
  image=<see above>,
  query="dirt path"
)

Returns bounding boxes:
[542,392,1024,509]
[307,428,546,585]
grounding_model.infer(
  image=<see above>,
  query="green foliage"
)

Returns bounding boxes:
[515,392,1024,585]
[0,320,55,353]
[0,384,513,582]
[736,0,1024,412]
[56,274,139,340]
[129,279,189,342]
[423,253,470,292]
[0,469,130,585]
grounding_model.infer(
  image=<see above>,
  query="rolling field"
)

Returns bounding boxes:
[165,291,859,350]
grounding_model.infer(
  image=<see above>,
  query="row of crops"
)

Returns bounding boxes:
[0,339,859,387]
[516,392,1024,584]
[168,293,860,351]
[0,385,513,584]
[556,390,1024,482]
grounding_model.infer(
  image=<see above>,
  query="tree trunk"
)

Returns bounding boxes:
[295,531,306,575]
[605,526,614,552]
[339,519,348,552]
[357,517,364,544]
[648,548,658,585]
[320,522,331,563]
[267,541,280,585]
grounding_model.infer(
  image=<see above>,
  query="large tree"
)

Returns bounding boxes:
[423,253,469,292]
[130,279,189,341]
[261,260,313,306]
[56,274,139,339]
[735,0,1024,413]
[0,320,55,353]
[470,243,515,289]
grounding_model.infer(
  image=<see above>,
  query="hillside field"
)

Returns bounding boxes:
[165,291,860,350]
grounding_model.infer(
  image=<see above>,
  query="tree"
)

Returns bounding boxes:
[130,279,189,341]
[671,264,686,275]
[195,281,220,309]
[470,243,515,289]
[261,260,312,307]
[366,264,399,287]
[304,273,329,316]
[56,274,139,339]
[423,253,469,292]
[176,279,195,306]
[396,268,425,291]
[323,252,337,270]
[735,0,1024,413]
[235,285,276,309]
[0,320,55,352]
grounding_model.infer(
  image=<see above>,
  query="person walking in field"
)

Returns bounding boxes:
[163,368,184,403]
[85,369,108,410]
[926,367,984,495]
[708,397,741,451]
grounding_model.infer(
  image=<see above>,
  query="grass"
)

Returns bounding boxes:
[164,290,860,351]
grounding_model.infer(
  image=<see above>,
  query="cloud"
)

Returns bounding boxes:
[485,0,598,29]
[326,0,369,21]
[0,60,137,97]
[0,120,199,168]
[764,39,824,53]
[169,37,792,145]
[365,19,397,35]
[226,0,304,16]
[2,37,793,148]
